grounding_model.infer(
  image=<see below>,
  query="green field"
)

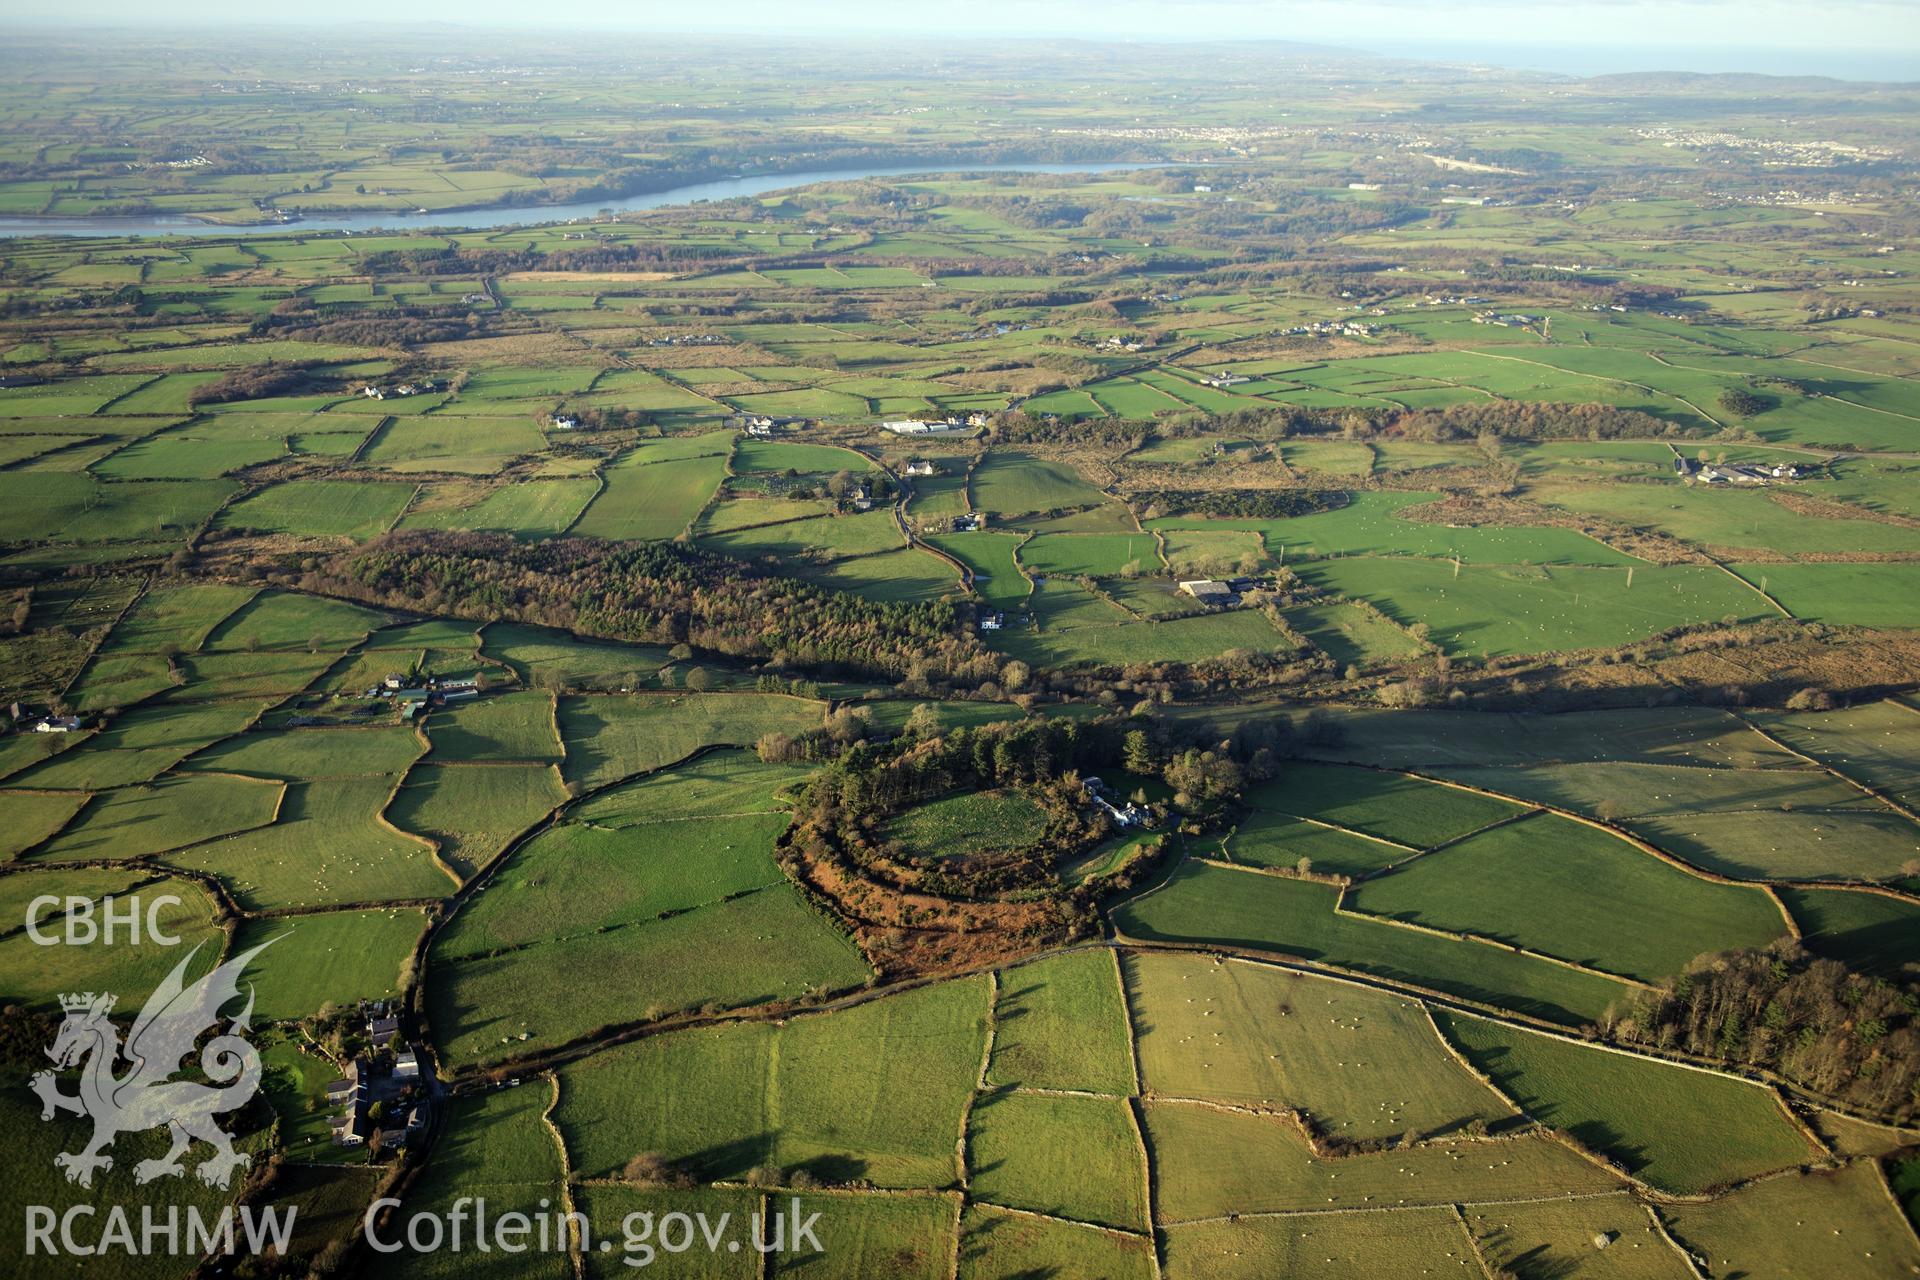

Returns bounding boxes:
[1435,1012,1819,1194]
[885,788,1047,859]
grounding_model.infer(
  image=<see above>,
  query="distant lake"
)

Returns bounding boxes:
[0,162,1169,240]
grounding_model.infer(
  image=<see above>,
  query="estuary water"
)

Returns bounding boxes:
[0,162,1167,239]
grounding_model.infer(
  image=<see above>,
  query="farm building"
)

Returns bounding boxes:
[1178,579,1235,605]
[905,459,937,476]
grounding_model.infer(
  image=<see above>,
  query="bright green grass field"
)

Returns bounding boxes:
[401,478,598,538]
[994,605,1289,668]
[235,908,425,1021]
[433,811,791,960]
[1125,951,1512,1140]
[1020,532,1159,578]
[571,450,728,541]
[11,698,269,790]
[483,622,670,689]
[1346,812,1789,984]
[1776,885,1920,977]
[0,789,89,857]
[431,885,871,1065]
[31,772,282,861]
[570,748,807,823]
[770,1191,954,1280]
[957,1204,1154,1280]
[1150,489,1635,565]
[885,788,1047,859]
[925,531,1028,606]
[1224,811,1413,878]
[162,775,453,910]
[385,761,567,880]
[182,722,425,779]
[969,450,1110,518]
[428,690,562,762]
[1729,562,1920,629]
[555,976,986,1187]
[1435,1011,1818,1195]
[1114,860,1633,1025]
[216,477,415,539]
[966,1091,1147,1230]
[1294,558,1769,657]
[557,693,824,791]
[1242,762,1522,849]
[987,949,1136,1095]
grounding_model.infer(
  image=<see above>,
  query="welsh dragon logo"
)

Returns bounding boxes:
[30,939,276,1190]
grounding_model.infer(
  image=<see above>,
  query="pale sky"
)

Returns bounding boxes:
[15,1,1920,77]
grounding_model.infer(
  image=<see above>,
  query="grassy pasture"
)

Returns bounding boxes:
[183,723,425,779]
[32,772,282,861]
[1247,763,1521,849]
[385,762,566,880]
[1151,489,1635,566]
[433,811,791,961]
[1729,562,1920,629]
[1298,557,1770,657]
[994,602,1289,669]
[1777,886,1920,977]
[555,976,984,1186]
[885,788,1046,859]
[771,1191,954,1280]
[163,774,451,910]
[0,872,224,1009]
[576,1185,761,1280]
[988,949,1135,1094]
[1465,1194,1694,1280]
[1160,1203,1489,1280]
[366,1082,572,1280]
[925,531,1027,606]
[1296,706,1801,772]
[1660,1161,1920,1280]
[206,589,385,651]
[571,450,728,541]
[1125,952,1511,1139]
[1020,532,1159,578]
[1225,811,1412,878]
[0,789,89,857]
[234,908,425,1021]
[1144,1100,1616,1221]
[1284,600,1423,666]
[1746,701,1920,811]
[432,885,870,1064]
[11,698,267,790]
[968,451,1109,520]
[1628,808,1920,883]
[1115,861,1633,1025]
[957,1205,1153,1280]
[570,747,807,823]
[966,1091,1148,1230]
[428,691,561,762]
[1435,1012,1818,1194]
[557,693,823,790]
[483,622,669,689]
[1347,812,1789,983]
[401,478,597,537]
[217,478,415,539]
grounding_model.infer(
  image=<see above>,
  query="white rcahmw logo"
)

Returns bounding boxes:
[31,939,277,1190]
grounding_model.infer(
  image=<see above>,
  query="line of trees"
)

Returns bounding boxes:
[1604,941,1920,1120]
